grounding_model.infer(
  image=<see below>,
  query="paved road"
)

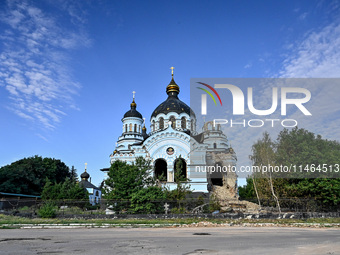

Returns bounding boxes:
[0,227,339,255]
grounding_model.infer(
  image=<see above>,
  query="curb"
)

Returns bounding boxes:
[1,222,340,229]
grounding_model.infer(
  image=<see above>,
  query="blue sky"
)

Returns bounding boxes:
[0,0,340,187]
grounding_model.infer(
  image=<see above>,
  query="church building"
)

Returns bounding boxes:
[102,69,237,195]
[80,164,102,205]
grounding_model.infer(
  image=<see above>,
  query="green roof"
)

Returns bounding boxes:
[0,192,41,198]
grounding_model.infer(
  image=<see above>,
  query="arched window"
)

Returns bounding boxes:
[159,117,164,130]
[125,124,127,133]
[129,123,132,132]
[134,124,137,132]
[174,158,187,182]
[152,120,155,131]
[154,159,167,182]
[214,143,217,149]
[170,116,176,129]
[181,117,186,129]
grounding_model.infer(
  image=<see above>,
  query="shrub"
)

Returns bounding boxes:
[130,186,166,214]
[208,195,221,212]
[38,202,57,218]
[170,206,186,214]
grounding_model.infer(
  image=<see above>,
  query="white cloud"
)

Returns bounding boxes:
[244,63,252,69]
[231,19,340,176]
[299,12,308,20]
[280,22,340,78]
[209,18,340,176]
[277,19,340,143]
[0,0,90,131]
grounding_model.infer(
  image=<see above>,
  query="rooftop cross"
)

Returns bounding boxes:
[85,162,87,172]
[132,91,136,99]
[170,66,175,76]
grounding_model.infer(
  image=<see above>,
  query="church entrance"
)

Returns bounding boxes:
[154,158,167,182]
[174,158,187,182]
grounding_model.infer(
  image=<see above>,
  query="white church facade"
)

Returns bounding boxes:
[103,70,237,194]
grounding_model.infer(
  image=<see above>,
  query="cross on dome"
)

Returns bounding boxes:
[170,66,175,76]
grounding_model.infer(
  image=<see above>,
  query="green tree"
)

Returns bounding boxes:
[250,132,281,212]
[165,156,192,213]
[103,157,153,201]
[174,157,185,182]
[130,186,166,214]
[0,156,71,196]
[166,156,191,201]
[275,127,340,179]
[247,127,340,211]
[41,178,88,200]
[70,166,78,183]
[238,178,255,200]
[103,157,157,212]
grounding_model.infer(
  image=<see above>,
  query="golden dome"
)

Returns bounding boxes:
[166,74,180,95]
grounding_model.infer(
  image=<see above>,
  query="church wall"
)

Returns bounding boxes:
[144,129,190,183]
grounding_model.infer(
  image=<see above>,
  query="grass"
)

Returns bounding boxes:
[1,214,340,227]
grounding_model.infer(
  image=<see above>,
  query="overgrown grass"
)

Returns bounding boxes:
[18,206,31,212]
[1,214,340,227]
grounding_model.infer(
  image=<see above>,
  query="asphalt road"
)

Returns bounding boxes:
[0,227,339,255]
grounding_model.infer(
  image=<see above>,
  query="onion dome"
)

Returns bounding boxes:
[142,124,149,140]
[166,75,180,95]
[151,72,194,118]
[80,170,90,181]
[124,98,143,119]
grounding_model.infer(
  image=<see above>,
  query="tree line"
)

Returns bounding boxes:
[1,127,339,213]
[0,155,87,200]
[239,127,340,211]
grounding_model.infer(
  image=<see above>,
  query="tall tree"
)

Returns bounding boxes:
[165,156,192,214]
[0,156,71,196]
[275,127,340,209]
[41,178,88,200]
[245,127,340,211]
[70,166,78,183]
[250,132,281,213]
[103,157,166,213]
[167,156,191,201]
[103,157,153,201]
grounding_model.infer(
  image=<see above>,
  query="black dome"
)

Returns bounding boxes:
[124,108,143,118]
[151,94,193,118]
[80,171,90,180]
[151,76,195,119]
[123,99,143,119]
